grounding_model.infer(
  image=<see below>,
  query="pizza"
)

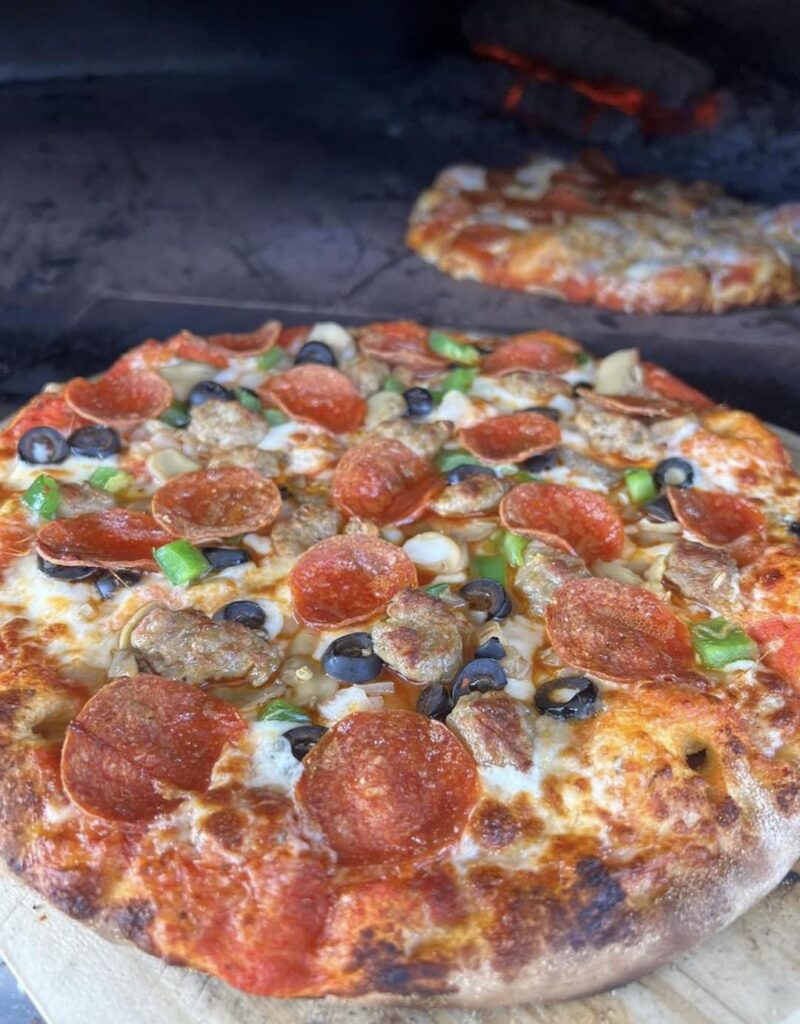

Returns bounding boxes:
[1,318,800,1006]
[407,152,800,313]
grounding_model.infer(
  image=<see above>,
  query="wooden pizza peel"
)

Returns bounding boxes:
[1,428,799,1024]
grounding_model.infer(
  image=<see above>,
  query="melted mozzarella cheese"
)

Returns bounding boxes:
[318,685,381,723]
[470,376,543,412]
[430,391,480,427]
[258,421,334,475]
[245,720,302,792]
[0,454,120,490]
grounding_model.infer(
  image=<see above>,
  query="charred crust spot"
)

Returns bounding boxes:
[47,871,102,920]
[350,934,452,995]
[472,799,522,849]
[777,783,800,815]
[715,796,740,827]
[569,858,630,951]
[114,899,156,947]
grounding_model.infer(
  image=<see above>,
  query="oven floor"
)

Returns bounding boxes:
[1,72,799,431]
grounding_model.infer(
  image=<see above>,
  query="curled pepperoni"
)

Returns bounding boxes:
[357,321,448,374]
[65,369,173,427]
[36,509,174,570]
[332,438,441,526]
[276,324,312,354]
[500,483,625,563]
[458,411,560,464]
[290,534,417,630]
[297,710,477,866]
[162,331,231,369]
[481,332,577,376]
[205,320,281,356]
[0,500,35,569]
[546,577,698,684]
[61,674,245,822]
[576,388,692,419]
[152,467,281,544]
[260,365,365,434]
[0,393,90,457]
[642,363,715,411]
[666,487,766,547]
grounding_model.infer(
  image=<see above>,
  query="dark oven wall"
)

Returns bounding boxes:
[0,0,799,432]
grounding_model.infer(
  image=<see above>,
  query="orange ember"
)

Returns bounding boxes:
[473,42,720,136]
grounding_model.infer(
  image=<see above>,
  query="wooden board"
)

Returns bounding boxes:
[1,427,799,1024]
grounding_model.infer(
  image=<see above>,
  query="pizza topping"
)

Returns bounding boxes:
[130,606,282,687]
[187,380,234,406]
[521,447,560,474]
[372,588,463,684]
[666,487,766,547]
[459,578,512,620]
[429,472,508,518]
[320,632,383,684]
[415,683,452,720]
[451,657,508,702]
[746,617,800,686]
[22,475,61,520]
[444,462,496,485]
[515,542,590,618]
[623,467,658,505]
[271,503,341,557]
[151,467,281,544]
[153,539,211,586]
[36,509,173,569]
[206,319,281,356]
[368,417,453,461]
[458,411,561,464]
[546,577,698,684]
[643,495,677,523]
[17,426,70,465]
[61,674,245,822]
[36,555,96,581]
[403,386,435,418]
[690,618,757,670]
[160,401,191,429]
[201,546,250,569]
[285,724,328,761]
[576,388,694,419]
[499,483,625,564]
[642,363,714,411]
[427,330,481,366]
[290,534,417,629]
[57,481,118,518]
[474,636,506,660]
[262,365,366,434]
[664,540,740,611]
[64,370,173,427]
[212,600,267,630]
[67,424,121,459]
[358,321,449,373]
[296,709,477,865]
[402,532,468,575]
[186,400,267,449]
[0,393,91,457]
[480,333,576,376]
[295,341,337,367]
[331,438,441,525]
[94,569,142,601]
[446,691,535,771]
[654,457,695,490]
[534,676,598,719]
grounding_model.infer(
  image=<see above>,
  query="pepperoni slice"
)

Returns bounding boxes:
[576,388,692,419]
[0,393,90,457]
[0,500,35,569]
[357,321,448,374]
[458,411,561,464]
[163,331,231,369]
[481,333,577,376]
[61,674,245,822]
[205,320,281,356]
[642,363,715,411]
[64,369,173,427]
[276,324,311,354]
[331,438,441,526]
[260,365,365,434]
[152,467,281,544]
[36,509,174,570]
[682,409,791,477]
[666,487,766,547]
[297,710,477,866]
[545,577,698,684]
[500,483,625,563]
[290,534,417,630]
[745,617,800,686]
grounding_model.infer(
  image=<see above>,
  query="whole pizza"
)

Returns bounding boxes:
[407,152,800,313]
[1,318,799,1006]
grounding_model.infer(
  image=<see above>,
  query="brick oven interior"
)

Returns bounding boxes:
[2,0,800,432]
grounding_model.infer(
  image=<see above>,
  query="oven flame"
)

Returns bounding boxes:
[473,42,720,136]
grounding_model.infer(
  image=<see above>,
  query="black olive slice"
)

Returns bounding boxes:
[37,555,97,581]
[212,600,266,630]
[642,495,677,523]
[571,380,593,397]
[416,683,451,720]
[294,341,337,367]
[94,569,143,600]
[67,425,121,459]
[445,463,495,485]
[459,579,512,620]
[474,636,506,660]
[521,447,559,473]
[535,676,598,719]
[285,724,327,760]
[187,381,234,406]
[201,546,251,570]
[403,387,434,418]
[18,426,70,465]
[522,405,561,422]
[653,457,694,490]
[451,657,508,702]
[321,632,383,683]
[788,520,800,538]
